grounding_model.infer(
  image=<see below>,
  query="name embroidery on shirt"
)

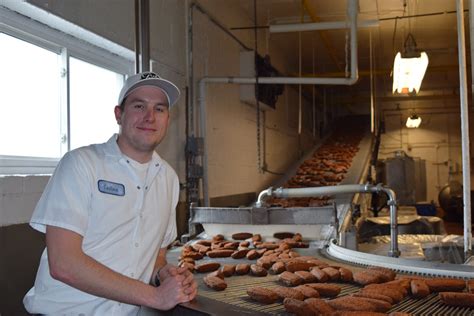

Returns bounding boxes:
[98,180,125,196]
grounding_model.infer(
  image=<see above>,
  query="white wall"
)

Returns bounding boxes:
[378,101,470,204]
[192,1,318,198]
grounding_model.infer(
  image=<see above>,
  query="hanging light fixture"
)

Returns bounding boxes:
[392,33,429,94]
[406,113,422,128]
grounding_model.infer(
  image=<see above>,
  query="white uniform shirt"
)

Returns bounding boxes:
[24,135,179,315]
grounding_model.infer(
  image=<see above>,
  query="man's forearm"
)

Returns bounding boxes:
[59,252,159,307]
[46,226,162,308]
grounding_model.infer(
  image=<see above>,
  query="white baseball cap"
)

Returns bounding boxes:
[118,71,180,107]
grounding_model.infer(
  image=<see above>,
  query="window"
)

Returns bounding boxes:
[0,5,134,174]
[69,57,123,150]
[0,32,62,158]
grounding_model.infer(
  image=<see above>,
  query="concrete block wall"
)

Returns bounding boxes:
[0,175,49,227]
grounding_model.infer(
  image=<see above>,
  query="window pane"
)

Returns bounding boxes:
[69,57,123,150]
[0,33,61,158]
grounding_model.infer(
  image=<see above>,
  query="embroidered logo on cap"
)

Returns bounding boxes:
[98,180,125,196]
[141,72,159,80]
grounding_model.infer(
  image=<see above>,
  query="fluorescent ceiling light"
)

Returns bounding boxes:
[406,114,422,128]
[392,52,429,94]
[392,33,429,94]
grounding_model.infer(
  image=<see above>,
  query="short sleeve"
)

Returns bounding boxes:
[30,150,93,236]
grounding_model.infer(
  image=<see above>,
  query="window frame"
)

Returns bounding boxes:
[0,5,134,175]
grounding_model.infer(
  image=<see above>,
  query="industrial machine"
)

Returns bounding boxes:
[165,122,474,316]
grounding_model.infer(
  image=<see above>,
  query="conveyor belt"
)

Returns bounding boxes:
[164,246,474,315]
[326,239,474,279]
[197,273,358,315]
[168,117,472,315]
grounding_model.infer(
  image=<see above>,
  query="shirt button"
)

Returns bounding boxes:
[135,242,139,247]
[131,272,135,277]
[140,213,144,218]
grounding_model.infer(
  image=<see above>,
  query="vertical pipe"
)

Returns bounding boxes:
[348,0,358,82]
[188,3,194,136]
[137,0,150,72]
[253,0,262,173]
[199,79,210,206]
[298,2,303,136]
[134,0,140,74]
[383,187,400,257]
[370,30,374,134]
[312,37,316,139]
[186,2,199,208]
[471,0,474,95]
[298,37,302,135]
[373,34,378,135]
[456,0,472,260]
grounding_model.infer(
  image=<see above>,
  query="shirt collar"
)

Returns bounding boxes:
[104,134,163,168]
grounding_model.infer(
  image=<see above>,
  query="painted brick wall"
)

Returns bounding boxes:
[0,175,49,226]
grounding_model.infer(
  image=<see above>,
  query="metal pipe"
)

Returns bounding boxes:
[187,0,194,136]
[270,184,372,198]
[136,0,150,72]
[197,0,359,207]
[456,0,472,261]
[348,0,358,86]
[369,30,375,134]
[201,75,357,85]
[471,0,474,95]
[269,19,378,33]
[382,187,399,258]
[195,0,358,85]
[198,80,210,206]
[134,0,140,74]
[256,187,273,207]
[255,183,400,257]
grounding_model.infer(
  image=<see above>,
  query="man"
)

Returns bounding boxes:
[24,72,197,315]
